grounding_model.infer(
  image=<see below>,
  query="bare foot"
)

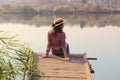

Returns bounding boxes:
[65,57,70,61]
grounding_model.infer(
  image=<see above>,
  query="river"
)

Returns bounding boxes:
[0,13,120,80]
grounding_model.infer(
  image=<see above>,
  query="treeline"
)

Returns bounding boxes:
[1,0,120,14]
[1,4,37,14]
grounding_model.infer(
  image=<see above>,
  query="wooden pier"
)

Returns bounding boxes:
[32,53,94,80]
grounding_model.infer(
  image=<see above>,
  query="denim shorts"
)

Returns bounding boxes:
[52,48,64,57]
[51,43,69,57]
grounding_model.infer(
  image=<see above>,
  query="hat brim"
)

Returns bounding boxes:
[54,22,64,27]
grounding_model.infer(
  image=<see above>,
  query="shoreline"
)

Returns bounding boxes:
[2,10,120,15]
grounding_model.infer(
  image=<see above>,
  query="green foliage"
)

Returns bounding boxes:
[2,4,37,14]
[19,5,36,14]
[0,7,6,12]
[54,5,71,13]
[0,32,35,80]
[38,6,51,13]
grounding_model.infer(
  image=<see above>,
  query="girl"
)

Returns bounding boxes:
[42,18,70,61]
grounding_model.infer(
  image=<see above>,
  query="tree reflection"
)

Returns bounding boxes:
[0,13,120,28]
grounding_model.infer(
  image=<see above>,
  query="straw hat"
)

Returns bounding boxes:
[52,18,64,27]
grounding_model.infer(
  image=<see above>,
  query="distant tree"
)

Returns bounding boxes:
[54,5,71,13]
[19,5,36,14]
[82,0,88,4]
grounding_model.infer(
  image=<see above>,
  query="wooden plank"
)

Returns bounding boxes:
[34,53,92,80]
[83,53,92,80]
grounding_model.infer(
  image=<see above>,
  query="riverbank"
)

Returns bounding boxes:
[2,9,120,15]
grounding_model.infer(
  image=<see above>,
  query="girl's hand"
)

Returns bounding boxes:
[42,54,48,58]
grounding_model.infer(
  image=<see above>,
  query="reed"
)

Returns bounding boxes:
[0,32,35,80]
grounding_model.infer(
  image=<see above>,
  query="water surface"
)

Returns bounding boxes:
[0,13,120,80]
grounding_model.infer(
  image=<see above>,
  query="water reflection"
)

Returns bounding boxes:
[0,21,120,80]
[0,13,120,27]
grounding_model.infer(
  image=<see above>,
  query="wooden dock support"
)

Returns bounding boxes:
[32,53,94,80]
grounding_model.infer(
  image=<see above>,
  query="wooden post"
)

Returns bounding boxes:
[83,53,92,80]
[87,58,97,60]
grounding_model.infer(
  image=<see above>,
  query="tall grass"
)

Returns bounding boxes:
[0,32,35,80]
